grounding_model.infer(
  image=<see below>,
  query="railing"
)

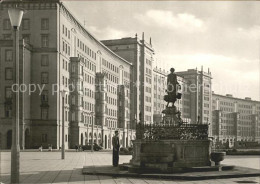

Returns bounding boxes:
[136,123,209,140]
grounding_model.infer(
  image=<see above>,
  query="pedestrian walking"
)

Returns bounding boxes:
[38,145,42,152]
[112,130,120,167]
[48,144,52,151]
[75,144,78,152]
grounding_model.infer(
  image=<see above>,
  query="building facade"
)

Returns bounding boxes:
[212,93,260,147]
[102,34,155,124]
[0,0,135,149]
[0,0,259,150]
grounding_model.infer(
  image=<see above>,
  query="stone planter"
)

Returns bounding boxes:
[211,152,226,166]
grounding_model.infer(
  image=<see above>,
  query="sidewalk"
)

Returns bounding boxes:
[0,151,260,184]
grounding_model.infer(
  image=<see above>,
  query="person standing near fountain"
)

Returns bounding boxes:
[112,130,120,166]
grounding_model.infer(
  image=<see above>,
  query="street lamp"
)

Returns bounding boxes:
[90,111,95,152]
[8,7,24,184]
[61,89,67,159]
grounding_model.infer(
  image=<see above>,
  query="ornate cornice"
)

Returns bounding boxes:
[0,0,58,10]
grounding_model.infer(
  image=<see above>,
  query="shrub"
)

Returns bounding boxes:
[120,147,129,153]
[119,147,132,155]
[128,146,133,152]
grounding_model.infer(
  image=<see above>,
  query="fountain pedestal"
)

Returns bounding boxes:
[130,139,212,172]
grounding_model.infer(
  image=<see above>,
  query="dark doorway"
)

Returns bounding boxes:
[0,133,2,149]
[25,129,30,149]
[105,135,107,149]
[7,130,12,149]
[81,133,83,145]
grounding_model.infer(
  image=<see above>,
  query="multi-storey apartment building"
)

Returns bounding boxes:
[0,39,32,149]
[0,0,135,149]
[0,0,259,150]
[102,33,155,124]
[153,67,167,123]
[212,93,260,147]
[176,67,213,134]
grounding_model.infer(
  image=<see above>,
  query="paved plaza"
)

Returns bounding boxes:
[0,151,259,184]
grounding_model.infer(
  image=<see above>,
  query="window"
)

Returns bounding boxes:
[22,19,30,30]
[65,110,68,121]
[41,72,48,84]
[71,96,76,105]
[5,87,12,99]
[5,105,12,118]
[22,34,30,44]
[41,108,48,119]
[5,68,13,80]
[3,34,11,40]
[42,134,47,142]
[41,90,48,102]
[41,34,49,48]
[72,64,76,73]
[41,18,49,30]
[72,112,75,121]
[3,19,11,30]
[5,50,13,62]
[41,55,49,66]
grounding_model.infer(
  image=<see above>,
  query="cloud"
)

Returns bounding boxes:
[236,25,260,40]
[87,26,129,40]
[134,9,206,33]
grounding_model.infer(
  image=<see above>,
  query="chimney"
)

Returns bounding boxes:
[245,97,252,100]
[226,94,233,97]
[142,32,144,41]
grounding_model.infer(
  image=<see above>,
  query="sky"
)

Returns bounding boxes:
[64,1,260,101]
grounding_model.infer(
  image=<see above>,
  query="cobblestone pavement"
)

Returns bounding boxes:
[0,151,259,184]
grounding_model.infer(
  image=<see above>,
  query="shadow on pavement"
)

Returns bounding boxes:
[0,168,103,184]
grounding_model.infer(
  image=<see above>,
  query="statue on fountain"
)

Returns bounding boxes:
[162,68,182,125]
[165,68,181,107]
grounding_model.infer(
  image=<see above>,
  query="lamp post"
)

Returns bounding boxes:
[90,111,95,152]
[61,89,66,159]
[8,7,24,184]
[127,122,129,147]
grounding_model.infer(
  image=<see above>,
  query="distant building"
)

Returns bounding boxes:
[176,68,213,135]
[102,34,155,124]
[212,93,260,147]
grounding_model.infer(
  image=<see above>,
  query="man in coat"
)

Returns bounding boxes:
[112,130,120,166]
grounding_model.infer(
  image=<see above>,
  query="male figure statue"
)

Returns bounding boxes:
[166,68,179,107]
[112,130,120,166]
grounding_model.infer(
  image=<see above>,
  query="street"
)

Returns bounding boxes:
[0,151,259,184]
